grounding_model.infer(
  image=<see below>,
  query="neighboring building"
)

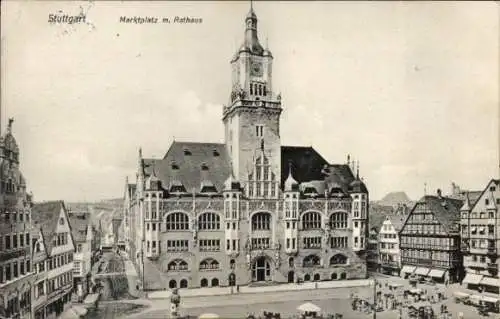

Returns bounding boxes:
[32,201,75,318]
[68,212,93,302]
[366,227,379,272]
[111,217,122,246]
[378,215,404,276]
[399,190,463,283]
[31,228,48,319]
[0,119,34,319]
[123,6,369,290]
[460,179,500,294]
[449,182,482,203]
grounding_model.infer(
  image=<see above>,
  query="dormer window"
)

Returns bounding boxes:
[171,161,179,170]
[59,218,64,225]
[213,149,220,157]
[183,148,191,156]
[201,163,209,171]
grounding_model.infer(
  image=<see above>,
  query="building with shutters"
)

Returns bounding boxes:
[378,215,405,276]
[0,119,34,319]
[68,211,94,302]
[122,5,369,290]
[460,179,500,294]
[399,190,464,283]
[31,201,75,318]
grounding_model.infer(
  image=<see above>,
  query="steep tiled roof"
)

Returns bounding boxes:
[32,201,66,254]
[68,212,91,243]
[409,195,463,234]
[387,214,405,231]
[144,141,232,194]
[144,142,360,196]
[281,146,330,187]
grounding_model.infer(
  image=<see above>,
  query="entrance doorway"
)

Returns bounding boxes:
[252,256,271,282]
[288,271,294,283]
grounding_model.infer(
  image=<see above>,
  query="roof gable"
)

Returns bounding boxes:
[402,195,463,235]
[469,179,500,213]
[68,212,92,243]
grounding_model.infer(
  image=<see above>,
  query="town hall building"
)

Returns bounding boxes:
[123,6,369,290]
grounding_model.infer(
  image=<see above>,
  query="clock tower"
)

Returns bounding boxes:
[223,5,283,198]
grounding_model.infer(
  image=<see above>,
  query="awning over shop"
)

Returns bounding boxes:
[414,267,430,276]
[462,273,483,285]
[480,276,500,287]
[401,265,416,274]
[428,269,445,278]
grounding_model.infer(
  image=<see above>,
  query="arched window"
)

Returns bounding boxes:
[211,278,219,287]
[230,259,235,269]
[288,257,294,268]
[304,274,311,281]
[198,212,220,230]
[200,278,208,287]
[302,211,322,230]
[340,272,347,280]
[180,279,188,288]
[167,259,188,271]
[303,255,320,268]
[200,258,220,270]
[330,254,348,265]
[313,274,320,281]
[165,212,189,231]
[329,212,348,229]
[331,273,337,280]
[252,212,271,230]
[263,85,267,96]
[169,280,177,289]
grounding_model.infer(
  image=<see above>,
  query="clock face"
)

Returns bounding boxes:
[251,62,263,77]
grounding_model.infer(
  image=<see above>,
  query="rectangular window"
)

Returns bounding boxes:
[13,235,17,248]
[256,125,264,137]
[5,264,11,281]
[232,239,236,250]
[292,238,296,249]
[227,239,231,250]
[5,235,10,249]
[152,223,156,231]
[13,262,18,278]
[286,238,290,249]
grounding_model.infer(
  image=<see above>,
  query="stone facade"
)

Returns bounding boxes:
[123,6,368,290]
[0,119,34,319]
[460,179,499,294]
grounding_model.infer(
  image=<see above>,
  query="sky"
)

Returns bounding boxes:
[1,1,498,202]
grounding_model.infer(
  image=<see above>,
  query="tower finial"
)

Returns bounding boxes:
[347,154,351,166]
[250,0,253,11]
[7,118,13,133]
[424,182,427,196]
[356,161,359,179]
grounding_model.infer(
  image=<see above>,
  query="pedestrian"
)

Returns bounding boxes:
[237,284,240,293]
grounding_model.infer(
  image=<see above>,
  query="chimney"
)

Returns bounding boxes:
[437,189,442,198]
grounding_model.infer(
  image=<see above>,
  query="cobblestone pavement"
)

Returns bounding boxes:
[124,275,500,319]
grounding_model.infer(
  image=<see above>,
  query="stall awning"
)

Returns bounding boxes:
[414,267,430,276]
[462,273,483,285]
[401,265,416,274]
[428,269,445,278]
[480,276,500,287]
